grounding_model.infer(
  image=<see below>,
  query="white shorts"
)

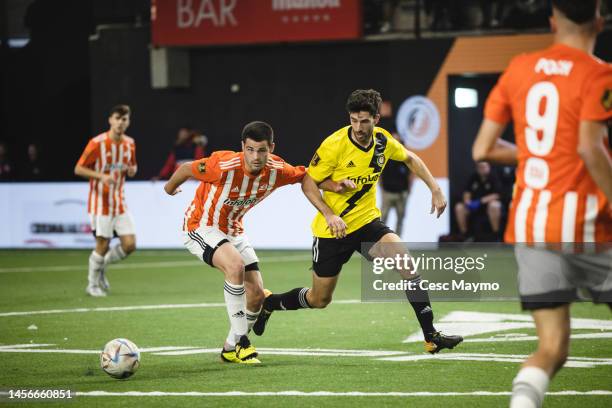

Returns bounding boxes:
[89,212,136,239]
[183,226,259,268]
[515,245,612,310]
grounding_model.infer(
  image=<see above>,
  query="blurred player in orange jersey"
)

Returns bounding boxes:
[165,121,343,364]
[472,1,611,407]
[75,105,138,297]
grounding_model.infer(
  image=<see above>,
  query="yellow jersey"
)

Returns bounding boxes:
[307,126,408,238]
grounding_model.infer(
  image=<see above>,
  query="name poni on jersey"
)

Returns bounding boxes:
[184,151,305,236]
[77,132,136,216]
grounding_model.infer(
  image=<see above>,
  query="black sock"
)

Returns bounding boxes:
[265,288,311,311]
[404,276,436,341]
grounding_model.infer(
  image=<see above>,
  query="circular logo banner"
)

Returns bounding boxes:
[396,96,440,150]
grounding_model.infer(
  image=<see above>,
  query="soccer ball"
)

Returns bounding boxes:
[100,338,141,379]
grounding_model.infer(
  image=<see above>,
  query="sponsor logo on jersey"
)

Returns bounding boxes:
[103,163,126,172]
[223,197,258,207]
[231,186,240,193]
[346,160,356,168]
[198,162,206,173]
[348,173,380,185]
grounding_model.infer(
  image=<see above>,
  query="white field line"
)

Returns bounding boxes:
[463,332,612,342]
[0,300,361,318]
[0,390,607,397]
[0,348,100,354]
[0,343,55,349]
[2,345,610,369]
[377,353,612,368]
[0,345,409,358]
[153,348,406,357]
[0,254,312,274]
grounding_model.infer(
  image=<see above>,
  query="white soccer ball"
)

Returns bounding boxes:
[100,338,141,379]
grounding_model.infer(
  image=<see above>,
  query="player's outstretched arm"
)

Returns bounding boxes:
[472,119,517,165]
[74,164,114,185]
[578,120,612,203]
[164,162,192,196]
[403,149,447,218]
[301,173,347,238]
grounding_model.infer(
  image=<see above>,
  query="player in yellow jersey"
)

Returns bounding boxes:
[254,89,463,353]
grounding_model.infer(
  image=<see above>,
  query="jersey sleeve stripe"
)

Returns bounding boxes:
[219,158,241,166]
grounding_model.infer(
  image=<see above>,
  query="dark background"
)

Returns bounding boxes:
[1,0,611,181]
[89,27,452,178]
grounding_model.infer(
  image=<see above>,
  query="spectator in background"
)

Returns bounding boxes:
[380,133,413,237]
[425,0,452,31]
[364,0,399,34]
[153,127,208,180]
[20,143,46,181]
[0,142,15,181]
[504,0,549,29]
[454,161,502,240]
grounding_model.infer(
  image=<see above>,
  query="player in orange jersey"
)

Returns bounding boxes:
[75,105,138,297]
[164,121,342,364]
[472,1,611,406]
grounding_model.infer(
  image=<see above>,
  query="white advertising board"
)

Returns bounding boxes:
[0,180,449,249]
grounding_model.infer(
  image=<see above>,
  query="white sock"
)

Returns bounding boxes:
[223,281,247,348]
[104,244,127,266]
[88,251,104,286]
[510,366,550,408]
[225,308,261,349]
[246,308,261,333]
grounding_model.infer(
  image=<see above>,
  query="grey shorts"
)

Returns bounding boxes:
[515,245,612,310]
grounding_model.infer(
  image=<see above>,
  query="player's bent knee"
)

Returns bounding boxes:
[96,241,110,255]
[223,261,246,283]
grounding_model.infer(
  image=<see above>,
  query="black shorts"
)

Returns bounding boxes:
[312,218,394,278]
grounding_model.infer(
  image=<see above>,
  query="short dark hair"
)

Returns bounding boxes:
[109,104,131,117]
[346,89,382,116]
[552,0,598,24]
[242,121,274,145]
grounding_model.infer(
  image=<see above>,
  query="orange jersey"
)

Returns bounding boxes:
[77,132,137,216]
[485,43,612,243]
[183,151,306,235]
